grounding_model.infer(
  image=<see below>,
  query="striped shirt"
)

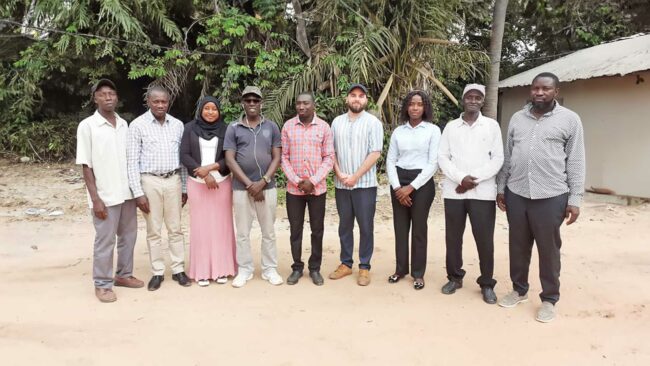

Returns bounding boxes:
[127,110,188,197]
[497,102,585,207]
[281,115,335,196]
[438,113,504,200]
[386,121,441,190]
[331,111,384,189]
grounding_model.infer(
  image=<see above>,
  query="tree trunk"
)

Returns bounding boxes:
[292,0,311,60]
[484,0,509,120]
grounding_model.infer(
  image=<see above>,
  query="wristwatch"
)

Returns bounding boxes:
[262,175,271,184]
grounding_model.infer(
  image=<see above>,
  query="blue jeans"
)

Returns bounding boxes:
[335,187,377,270]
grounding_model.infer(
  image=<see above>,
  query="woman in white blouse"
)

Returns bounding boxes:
[180,96,236,286]
[385,91,441,290]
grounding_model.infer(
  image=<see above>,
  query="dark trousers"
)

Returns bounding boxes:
[390,168,435,278]
[505,188,568,305]
[286,192,326,272]
[335,187,377,270]
[444,199,497,288]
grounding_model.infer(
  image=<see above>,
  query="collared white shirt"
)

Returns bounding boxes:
[127,110,187,197]
[76,110,133,208]
[438,112,504,200]
[386,121,441,189]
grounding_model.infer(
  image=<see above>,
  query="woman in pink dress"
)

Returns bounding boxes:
[180,96,237,286]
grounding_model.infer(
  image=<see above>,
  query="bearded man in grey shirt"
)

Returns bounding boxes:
[496,72,585,323]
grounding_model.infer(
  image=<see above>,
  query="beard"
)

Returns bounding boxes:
[348,102,366,113]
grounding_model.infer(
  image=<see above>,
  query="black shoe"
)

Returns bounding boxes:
[441,280,462,294]
[172,272,191,287]
[481,287,497,304]
[148,275,164,291]
[286,270,303,285]
[388,273,404,283]
[309,271,324,286]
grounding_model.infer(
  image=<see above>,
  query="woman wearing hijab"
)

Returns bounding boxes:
[385,90,441,290]
[180,96,236,286]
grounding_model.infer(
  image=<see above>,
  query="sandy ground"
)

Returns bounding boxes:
[1,159,649,366]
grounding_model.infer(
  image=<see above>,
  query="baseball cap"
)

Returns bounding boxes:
[91,79,117,95]
[347,83,368,95]
[241,86,263,99]
[462,83,486,98]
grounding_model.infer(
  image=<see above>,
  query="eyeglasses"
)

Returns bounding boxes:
[242,98,262,104]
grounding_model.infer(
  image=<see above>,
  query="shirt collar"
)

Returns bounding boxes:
[402,121,428,129]
[146,110,169,124]
[291,115,323,126]
[92,110,126,128]
[457,112,485,128]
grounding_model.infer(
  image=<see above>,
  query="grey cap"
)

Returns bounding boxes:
[347,83,368,95]
[91,78,116,95]
[241,86,263,99]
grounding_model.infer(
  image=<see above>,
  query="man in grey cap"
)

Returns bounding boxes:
[224,86,284,287]
[438,83,503,304]
[77,79,144,303]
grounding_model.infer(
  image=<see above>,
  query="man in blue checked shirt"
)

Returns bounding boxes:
[127,85,190,291]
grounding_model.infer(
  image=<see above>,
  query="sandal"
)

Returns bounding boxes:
[413,278,425,290]
[388,274,404,283]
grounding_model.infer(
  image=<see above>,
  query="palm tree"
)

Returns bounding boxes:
[484,0,509,120]
[264,0,488,127]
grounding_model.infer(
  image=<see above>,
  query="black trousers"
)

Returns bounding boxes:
[444,199,497,288]
[390,167,435,278]
[286,192,326,272]
[505,188,568,305]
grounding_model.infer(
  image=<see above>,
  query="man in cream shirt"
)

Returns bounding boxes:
[438,83,504,304]
[76,79,143,303]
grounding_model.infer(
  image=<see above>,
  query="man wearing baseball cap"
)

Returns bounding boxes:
[224,86,284,287]
[438,83,503,304]
[77,79,144,302]
[329,83,384,286]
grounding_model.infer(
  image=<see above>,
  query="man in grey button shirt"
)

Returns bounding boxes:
[496,72,585,323]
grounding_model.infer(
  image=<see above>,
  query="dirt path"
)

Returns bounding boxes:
[1,160,649,365]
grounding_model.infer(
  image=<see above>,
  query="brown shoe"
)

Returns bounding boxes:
[114,276,145,288]
[95,288,117,303]
[328,264,353,280]
[357,269,370,286]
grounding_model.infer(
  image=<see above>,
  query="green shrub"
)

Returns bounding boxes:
[1,115,79,162]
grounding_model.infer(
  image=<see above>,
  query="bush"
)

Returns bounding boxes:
[1,115,79,162]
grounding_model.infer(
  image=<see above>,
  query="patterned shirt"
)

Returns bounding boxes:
[281,115,335,196]
[331,111,384,189]
[438,113,504,200]
[386,121,441,190]
[497,102,585,207]
[127,110,187,197]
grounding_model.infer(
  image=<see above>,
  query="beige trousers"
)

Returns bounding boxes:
[141,174,185,275]
[232,188,278,275]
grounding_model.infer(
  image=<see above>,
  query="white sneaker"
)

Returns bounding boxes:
[215,276,228,284]
[231,272,253,288]
[536,301,556,323]
[197,279,210,287]
[498,291,529,308]
[261,270,284,285]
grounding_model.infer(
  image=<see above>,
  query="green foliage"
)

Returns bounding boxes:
[1,115,78,161]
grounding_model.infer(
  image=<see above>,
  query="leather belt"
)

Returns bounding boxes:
[145,169,179,178]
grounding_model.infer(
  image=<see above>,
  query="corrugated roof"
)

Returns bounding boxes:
[499,34,650,88]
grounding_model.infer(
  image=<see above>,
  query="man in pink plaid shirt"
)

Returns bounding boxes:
[281,92,335,286]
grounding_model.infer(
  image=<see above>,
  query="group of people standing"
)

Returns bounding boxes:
[77,71,584,323]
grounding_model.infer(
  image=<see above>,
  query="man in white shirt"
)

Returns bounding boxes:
[76,79,144,303]
[438,84,504,304]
